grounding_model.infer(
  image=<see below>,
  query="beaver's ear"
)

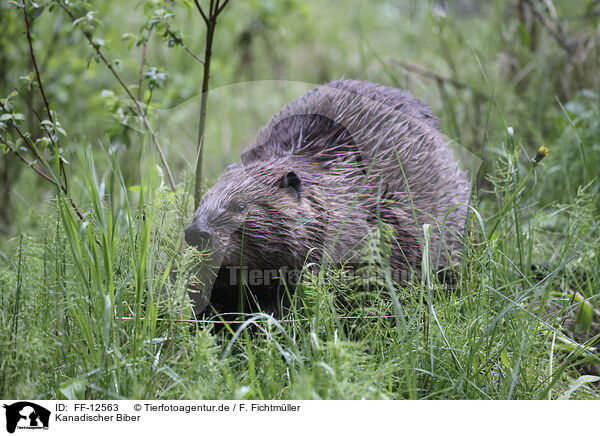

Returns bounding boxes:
[279,171,302,199]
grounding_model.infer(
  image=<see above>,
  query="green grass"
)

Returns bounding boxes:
[0,132,598,399]
[1,0,599,400]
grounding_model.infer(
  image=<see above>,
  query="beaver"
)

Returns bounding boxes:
[185,79,470,315]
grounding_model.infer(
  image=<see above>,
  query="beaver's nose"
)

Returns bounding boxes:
[185,223,212,250]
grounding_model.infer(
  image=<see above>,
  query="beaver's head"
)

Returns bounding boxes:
[185,161,312,270]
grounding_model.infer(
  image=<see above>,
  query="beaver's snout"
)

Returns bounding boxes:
[185,221,212,250]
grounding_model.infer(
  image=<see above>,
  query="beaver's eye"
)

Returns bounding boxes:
[235,202,247,214]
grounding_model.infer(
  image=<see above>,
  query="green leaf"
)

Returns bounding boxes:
[30,5,45,21]
[575,298,593,331]
[58,377,88,400]
[0,113,25,123]
[36,137,51,148]
[557,376,600,400]
[500,349,510,369]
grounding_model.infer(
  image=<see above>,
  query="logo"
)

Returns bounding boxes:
[2,402,50,434]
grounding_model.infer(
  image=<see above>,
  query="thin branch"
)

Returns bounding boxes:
[23,1,70,190]
[23,1,53,124]
[0,100,56,178]
[0,134,86,222]
[216,0,230,16]
[14,88,57,148]
[138,25,154,102]
[14,89,43,127]
[0,135,54,185]
[194,9,215,206]
[523,0,573,56]
[57,0,177,191]
[193,0,209,24]
[182,44,205,64]
[192,0,231,206]
[397,61,487,99]
[141,88,151,114]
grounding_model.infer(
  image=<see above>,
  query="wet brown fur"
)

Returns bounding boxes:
[186,80,470,315]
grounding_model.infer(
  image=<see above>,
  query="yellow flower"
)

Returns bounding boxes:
[533,146,549,165]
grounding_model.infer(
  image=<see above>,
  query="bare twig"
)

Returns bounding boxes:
[23,1,71,190]
[193,0,230,207]
[523,0,574,56]
[182,45,205,64]
[216,0,230,15]
[57,0,177,191]
[0,135,54,185]
[193,0,209,24]
[0,133,86,222]
[23,1,53,125]
[397,61,487,99]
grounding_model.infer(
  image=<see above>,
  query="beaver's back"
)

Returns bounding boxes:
[242,79,440,164]
[241,79,469,267]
